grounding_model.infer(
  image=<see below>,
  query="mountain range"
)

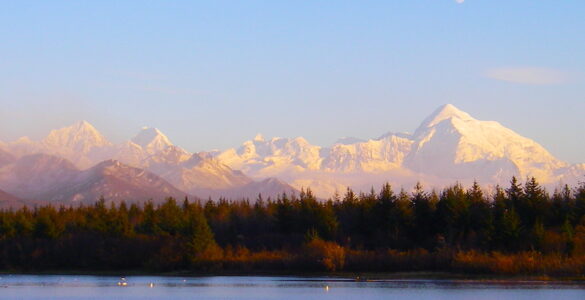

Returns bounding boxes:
[215,104,584,197]
[0,123,296,205]
[0,104,582,205]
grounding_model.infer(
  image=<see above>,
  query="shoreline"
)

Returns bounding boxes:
[2,270,585,283]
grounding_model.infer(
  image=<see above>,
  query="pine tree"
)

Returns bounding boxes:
[506,176,523,210]
[410,182,436,248]
[185,203,217,261]
[374,183,398,246]
[467,181,493,248]
[436,183,468,246]
[139,201,161,235]
[158,197,183,235]
[501,208,522,251]
[522,177,549,227]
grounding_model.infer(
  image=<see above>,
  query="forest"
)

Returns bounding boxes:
[1,176,585,277]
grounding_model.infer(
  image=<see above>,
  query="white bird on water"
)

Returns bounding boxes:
[117,277,128,287]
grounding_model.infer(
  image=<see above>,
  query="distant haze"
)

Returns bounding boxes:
[0,1,583,163]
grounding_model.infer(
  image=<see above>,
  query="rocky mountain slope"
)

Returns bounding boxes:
[0,155,191,205]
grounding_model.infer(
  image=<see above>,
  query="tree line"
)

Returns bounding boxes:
[1,176,585,276]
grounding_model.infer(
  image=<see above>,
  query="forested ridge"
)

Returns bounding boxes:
[1,177,585,276]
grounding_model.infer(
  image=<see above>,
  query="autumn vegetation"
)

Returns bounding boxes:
[1,177,585,277]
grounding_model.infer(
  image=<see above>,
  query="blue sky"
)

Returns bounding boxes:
[0,1,583,162]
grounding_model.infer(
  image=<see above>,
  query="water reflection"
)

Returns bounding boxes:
[0,275,584,300]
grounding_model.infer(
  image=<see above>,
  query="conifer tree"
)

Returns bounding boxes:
[185,203,216,256]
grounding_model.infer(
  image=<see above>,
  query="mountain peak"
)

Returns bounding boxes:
[74,120,94,129]
[43,121,111,150]
[131,127,173,153]
[416,104,474,133]
[63,120,101,134]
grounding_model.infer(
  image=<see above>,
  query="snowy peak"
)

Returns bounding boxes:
[415,104,474,134]
[43,120,111,150]
[131,127,173,153]
[36,121,113,168]
[74,120,96,131]
[406,104,566,182]
[141,145,193,174]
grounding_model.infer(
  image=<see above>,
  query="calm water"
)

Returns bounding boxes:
[0,275,584,300]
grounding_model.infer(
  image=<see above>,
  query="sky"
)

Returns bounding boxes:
[0,0,584,163]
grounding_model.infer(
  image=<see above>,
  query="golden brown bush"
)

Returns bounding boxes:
[453,250,585,276]
[304,238,346,272]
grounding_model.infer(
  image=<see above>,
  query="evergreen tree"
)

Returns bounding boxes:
[501,208,522,251]
[139,201,161,235]
[522,177,550,227]
[506,176,523,210]
[158,197,183,235]
[33,207,61,239]
[410,182,436,248]
[185,202,217,260]
[374,183,398,247]
[467,181,493,248]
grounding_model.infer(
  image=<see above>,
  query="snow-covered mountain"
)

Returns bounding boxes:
[1,121,113,169]
[404,104,566,182]
[216,132,414,176]
[321,134,413,172]
[216,104,583,197]
[131,127,174,154]
[115,128,295,199]
[216,134,323,177]
[41,121,113,168]
[1,104,582,203]
[0,125,298,203]
[147,152,252,192]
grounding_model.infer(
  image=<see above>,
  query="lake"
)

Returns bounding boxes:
[0,275,584,300]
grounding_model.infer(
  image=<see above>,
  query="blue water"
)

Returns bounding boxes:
[0,275,584,300]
